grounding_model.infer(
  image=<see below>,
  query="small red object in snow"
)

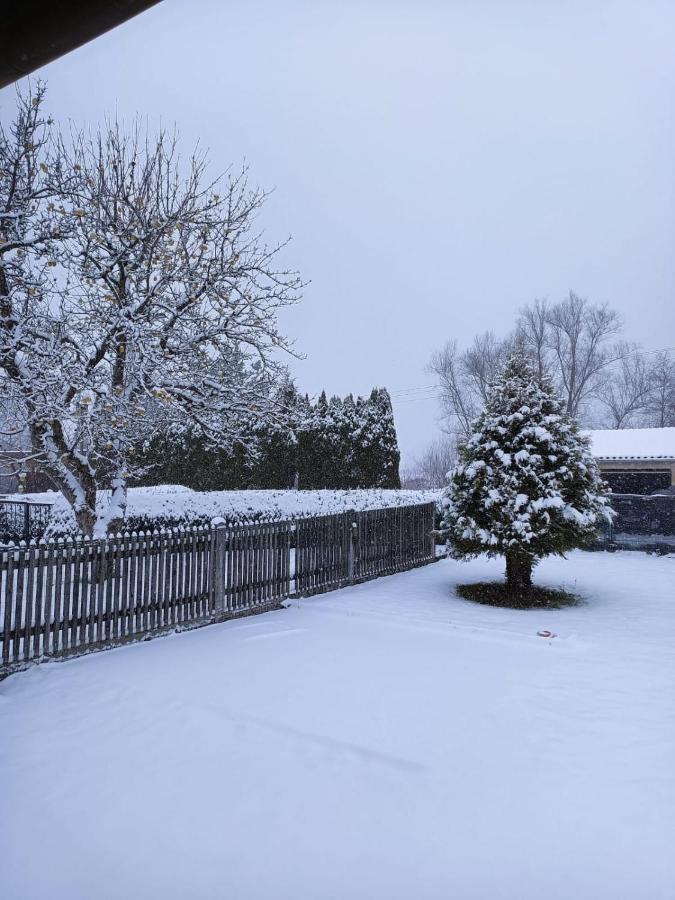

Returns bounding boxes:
[537,629,556,638]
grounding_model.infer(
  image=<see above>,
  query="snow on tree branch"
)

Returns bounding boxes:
[0,87,303,536]
[437,354,611,593]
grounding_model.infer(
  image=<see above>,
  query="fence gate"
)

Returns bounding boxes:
[0,500,53,544]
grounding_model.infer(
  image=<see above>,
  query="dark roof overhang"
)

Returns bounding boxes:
[0,0,162,89]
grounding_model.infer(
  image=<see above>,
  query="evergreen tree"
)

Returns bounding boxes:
[339,393,361,487]
[136,427,252,491]
[373,387,401,488]
[137,381,403,493]
[295,393,314,488]
[353,388,401,488]
[438,355,610,593]
[300,390,335,489]
[250,377,300,488]
[324,395,345,487]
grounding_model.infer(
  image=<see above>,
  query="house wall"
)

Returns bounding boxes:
[598,460,675,495]
[607,494,675,537]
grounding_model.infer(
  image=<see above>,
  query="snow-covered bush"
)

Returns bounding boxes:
[39,486,440,541]
[437,355,611,593]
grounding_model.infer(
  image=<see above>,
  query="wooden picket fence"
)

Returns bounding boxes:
[0,502,435,677]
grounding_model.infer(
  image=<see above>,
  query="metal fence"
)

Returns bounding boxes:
[0,502,436,677]
[595,493,675,552]
[0,500,53,544]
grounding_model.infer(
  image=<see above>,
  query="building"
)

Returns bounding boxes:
[585,427,675,494]
[0,449,56,495]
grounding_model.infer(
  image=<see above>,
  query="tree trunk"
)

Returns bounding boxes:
[30,422,99,537]
[72,476,98,538]
[74,503,97,539]
[97,473,128,538]
[505,552,533,594]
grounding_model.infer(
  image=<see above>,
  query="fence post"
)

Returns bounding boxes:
[213,524,226,615]
[428,503,436,560]
[23,503,30,543]
[347,511,357,584]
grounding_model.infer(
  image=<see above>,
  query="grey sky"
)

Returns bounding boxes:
[2,0,674,465]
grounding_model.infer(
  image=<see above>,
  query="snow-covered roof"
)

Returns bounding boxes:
[584,427,675,461]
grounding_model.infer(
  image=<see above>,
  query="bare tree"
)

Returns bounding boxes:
[0,89,301,535]
[405,435,456,488]
[429,331,511,437]
[645,351,675,427]
[544,291,621,416]
[429,340,476,437]
[431,289,664,438]
[598,343,652,427]
[463,331,513,402]
[514,297,550,380]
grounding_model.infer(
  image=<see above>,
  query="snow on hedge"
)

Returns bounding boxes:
[17,486,441,538]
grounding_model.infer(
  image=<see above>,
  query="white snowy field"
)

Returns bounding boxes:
[1,551,674,900]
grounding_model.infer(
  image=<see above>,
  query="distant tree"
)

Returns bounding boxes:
[324,395,345,487]
[645,352,675,427]
[431,292,623,435]
[294,392,314,487]
[136,370,309,491]
[429,331,512,437]
[544,291,621,416]
[141,381,404,493]
[598,343,652,427]
[407,435,456,488]
[515,297,550,381]
[438,355,610,594]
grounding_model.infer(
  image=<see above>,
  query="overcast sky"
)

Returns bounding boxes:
[2,0,674,466]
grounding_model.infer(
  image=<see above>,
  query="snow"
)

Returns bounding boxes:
[440,358,610,563]
[1,550,673,900]
[10,485,440,523]
[585,427,675,460]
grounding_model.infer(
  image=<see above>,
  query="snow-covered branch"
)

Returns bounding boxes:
[0,87,303,536]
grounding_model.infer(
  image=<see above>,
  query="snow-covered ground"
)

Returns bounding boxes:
[1,551,674,900]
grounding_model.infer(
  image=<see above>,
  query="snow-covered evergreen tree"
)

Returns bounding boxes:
[354,388,401,488]
[300,391,330,489]
[251,376,302,488]
[324,395,344,487]
[438,355,610,593]
[375,387,402,488]
[339,393,360,487]
[136,425,252,491]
